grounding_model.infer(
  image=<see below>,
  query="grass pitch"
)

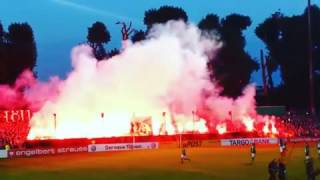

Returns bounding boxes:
[0,145,319,180]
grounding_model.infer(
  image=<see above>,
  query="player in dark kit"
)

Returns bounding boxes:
[250,143,256,162]
[180,148,191,164]
[278,159,286,180]
[305,143,311,160]
[268,159,278,180]
[306,158,315,180]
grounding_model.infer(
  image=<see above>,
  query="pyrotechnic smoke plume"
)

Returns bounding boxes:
[0,21,266,139]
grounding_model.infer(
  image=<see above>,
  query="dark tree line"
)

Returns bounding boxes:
[256,6,320,109]
[198,14,259,98]
[0,22,37,85]
[143,5,188,29]
[85,6,188,60]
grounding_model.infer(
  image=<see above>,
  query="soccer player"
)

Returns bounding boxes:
[279,138,286,157]
[180,148,191,164]
[305,158,315,180]
[279,138,284,148]
[268,159,278,180]
[250,143,256,162]
[305,143,311,160]
[278,159,286,180]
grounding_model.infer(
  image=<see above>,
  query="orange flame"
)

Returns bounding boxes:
[242,116,255,132]
[262,116,278,135]
[216,123,227,134]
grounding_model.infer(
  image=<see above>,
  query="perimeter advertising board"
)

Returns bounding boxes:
[88,142,159,152]
[8,146,88,158]
[221,138,278,146]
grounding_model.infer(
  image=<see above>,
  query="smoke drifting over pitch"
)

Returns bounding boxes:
[1,21,273,139]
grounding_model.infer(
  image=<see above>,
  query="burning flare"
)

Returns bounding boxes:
[242,116,255,132]
[216,123,227,135]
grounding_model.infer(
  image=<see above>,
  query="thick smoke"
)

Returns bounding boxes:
[1,21,263,139]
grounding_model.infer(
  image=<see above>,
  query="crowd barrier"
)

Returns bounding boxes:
[1,136,319,159]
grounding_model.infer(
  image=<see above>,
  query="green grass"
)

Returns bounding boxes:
[0,145,319,180]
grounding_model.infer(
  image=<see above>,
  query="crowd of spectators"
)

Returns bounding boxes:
[277,111,320,138]
[0,114,30,149]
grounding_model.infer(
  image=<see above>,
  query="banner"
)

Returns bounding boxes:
[221,138,278,146]
[0,150,8,158]
[0,110,32,122]
[88,142,159,152]
[8,146,88,158]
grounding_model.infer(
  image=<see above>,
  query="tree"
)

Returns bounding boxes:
[256,6,320,109]
[199,14,258,98]
[0,22,4,42]
[108,48,120,58]
[6,23,37,84]
[95,44,107,60]
[87,21,110,60]
[131,30,146,43]
[0,22,7,84]
[116,21,135,41]
[0,22,37,85]
[256,11,283,92]
[144,6,188,29]
[198,14,221,33]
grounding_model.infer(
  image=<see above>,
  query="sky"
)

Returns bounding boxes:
[0,0,311,85]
